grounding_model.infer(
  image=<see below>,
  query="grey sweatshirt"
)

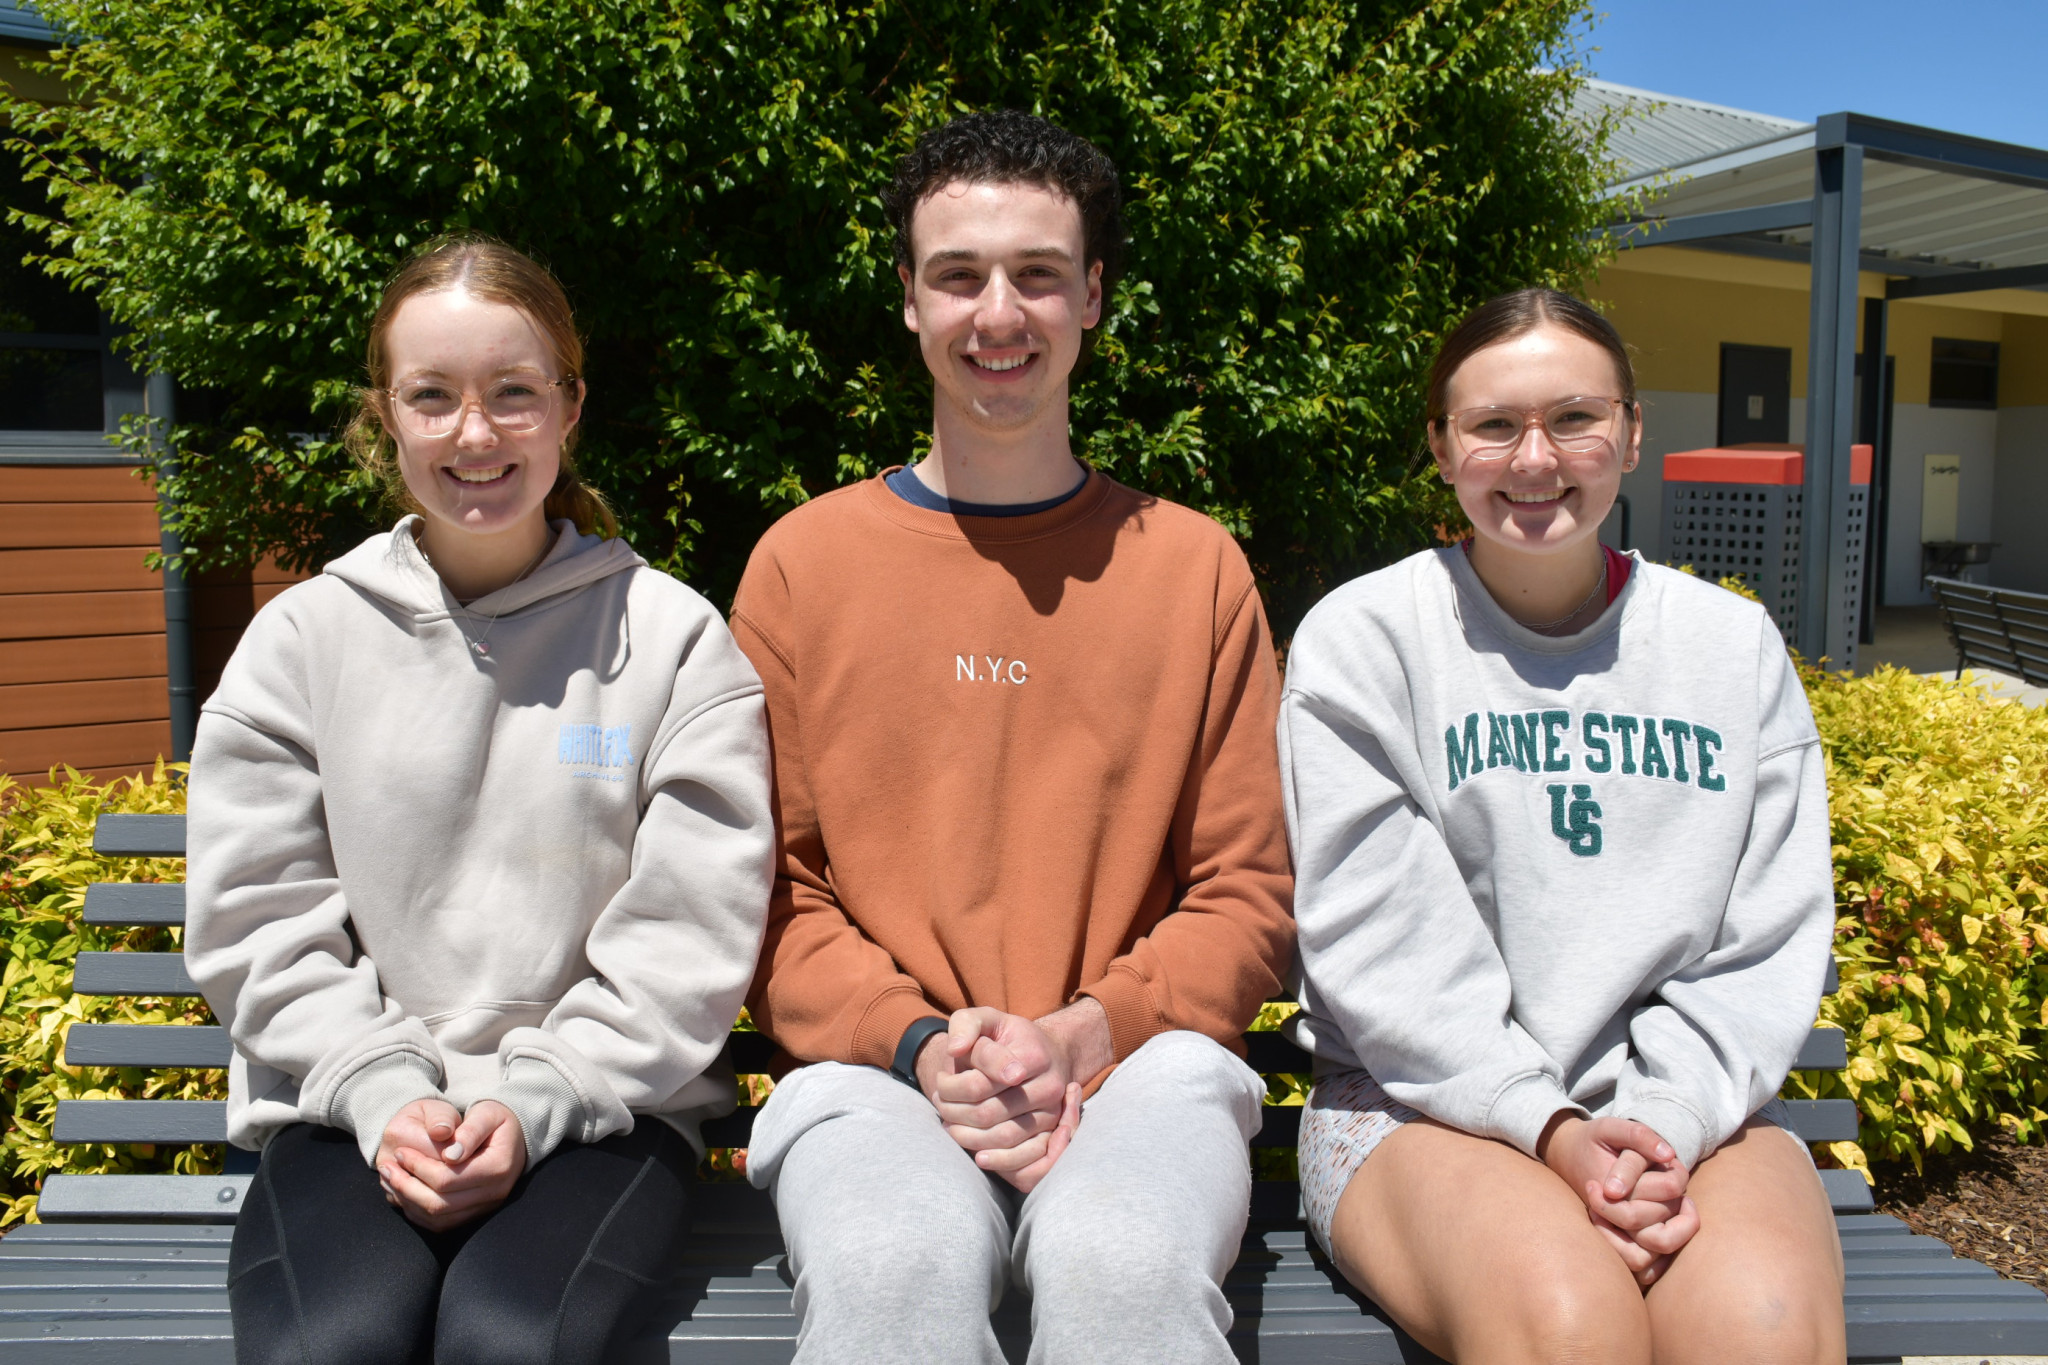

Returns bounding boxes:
[185,518,774,1166]
[1278,549,1834,1170]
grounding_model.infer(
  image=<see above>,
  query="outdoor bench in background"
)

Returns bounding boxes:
[3,814,2047,1361]
[1928,576,2048,686]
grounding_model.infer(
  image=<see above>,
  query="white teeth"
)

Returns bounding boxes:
[452,466,510,484]
[970,355,1031,372]
[1505,489,1568,504]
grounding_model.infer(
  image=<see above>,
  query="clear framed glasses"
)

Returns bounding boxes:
[382,375,574,438]
[1440,396,1631,462]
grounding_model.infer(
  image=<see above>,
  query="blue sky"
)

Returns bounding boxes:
[1581,2,2048,150]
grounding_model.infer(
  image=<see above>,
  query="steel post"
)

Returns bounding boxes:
[1858,297,1889,644]
[1798,139,1864,667]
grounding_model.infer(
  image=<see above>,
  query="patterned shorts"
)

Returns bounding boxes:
[1297,1067,1809,1255]
[1297,1069,1425,1255]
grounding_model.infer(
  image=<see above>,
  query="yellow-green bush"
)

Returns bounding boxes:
[0,764,221,1225]
[1787,663,2048,1176]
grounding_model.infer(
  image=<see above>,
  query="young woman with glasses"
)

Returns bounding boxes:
[1278,288,1844,1363]
[184,235,774,1365]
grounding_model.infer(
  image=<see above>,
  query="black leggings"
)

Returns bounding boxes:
[227,1117,695,1365]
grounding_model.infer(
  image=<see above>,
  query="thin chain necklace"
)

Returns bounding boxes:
[419,530,554,658]
[1521,556,1609,634]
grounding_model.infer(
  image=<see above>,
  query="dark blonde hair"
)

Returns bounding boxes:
[1425,287,1638,431]
[344,233,617,537]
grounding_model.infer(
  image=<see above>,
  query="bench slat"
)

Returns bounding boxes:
[53,1100,226,1145]
[1794,1026,1848,1071]
[1784,1098,1860,1142]
[73,952,199,997]
[725,1032,776,1075]
[35,1175,248,1225]
[92,814,188,857]
[1821,1167,1875,1214]
[83,882,187,926]
[66,1025,230,1069]
[701,1108,757,1148]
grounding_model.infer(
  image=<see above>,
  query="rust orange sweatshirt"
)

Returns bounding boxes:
[731,469,1295,1073]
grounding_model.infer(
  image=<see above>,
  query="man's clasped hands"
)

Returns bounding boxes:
[913,998,1118,1194]
[1538,1112,1700,1288]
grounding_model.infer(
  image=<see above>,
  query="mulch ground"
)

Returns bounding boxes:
[1875,1130,2048,1287]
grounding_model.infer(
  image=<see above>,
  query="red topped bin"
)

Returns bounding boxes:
[1664,444,1871,659]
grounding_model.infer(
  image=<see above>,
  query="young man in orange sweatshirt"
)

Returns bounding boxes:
[732,110,1295,1364]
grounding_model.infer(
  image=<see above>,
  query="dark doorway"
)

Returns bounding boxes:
[1718,344,1793,446]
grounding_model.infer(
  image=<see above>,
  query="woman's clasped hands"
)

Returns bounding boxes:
[1537,1113,1698,1287]
[375,1098,528,1232]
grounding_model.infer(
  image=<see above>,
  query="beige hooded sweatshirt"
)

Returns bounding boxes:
[185,517,773,1166]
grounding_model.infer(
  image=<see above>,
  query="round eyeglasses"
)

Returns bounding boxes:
[1439,396,1632,462]
[381,376,575,438]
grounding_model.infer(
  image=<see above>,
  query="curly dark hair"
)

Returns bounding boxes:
[883,109,1125,295]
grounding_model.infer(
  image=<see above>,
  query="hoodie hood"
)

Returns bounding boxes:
[324,515,646,622]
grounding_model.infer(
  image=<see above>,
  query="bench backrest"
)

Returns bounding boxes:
[1928,576,2048,687]
[40,813,1870,1221]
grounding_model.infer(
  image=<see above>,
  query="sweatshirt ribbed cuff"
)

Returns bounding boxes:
[1488,1073,1585,1160]
[1615,1095,1711,1172]
[1077,967,1164,1064]
[851,989,944,1072]
[331,1053,447,1166]
[488,1057,589,1168]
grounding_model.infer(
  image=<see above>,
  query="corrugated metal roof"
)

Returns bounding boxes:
[1575,79,1808,183]
[1583,79,2048,273]
[0,0,54,44]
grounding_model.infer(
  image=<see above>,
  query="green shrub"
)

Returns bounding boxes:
[1788,663,2048,1177]
[0,764,219,1226]
[6,0,1625,629]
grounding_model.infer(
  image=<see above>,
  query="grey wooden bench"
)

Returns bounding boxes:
[5,814,2048,1361]
[1928,575,2048,686]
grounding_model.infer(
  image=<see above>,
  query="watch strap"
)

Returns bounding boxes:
[890,1016,951,1090]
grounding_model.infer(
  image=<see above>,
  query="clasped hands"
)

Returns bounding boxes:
[1538,1113,1698,1288]
[912,999,1113,1193]
[375,1098,527,1232]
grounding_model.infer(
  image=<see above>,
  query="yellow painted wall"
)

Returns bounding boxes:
[0,44,68,106]
[1590,246,2046,408]
[1590,266,1815,396]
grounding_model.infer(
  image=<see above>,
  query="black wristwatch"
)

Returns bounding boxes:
[890,1016,951,1090]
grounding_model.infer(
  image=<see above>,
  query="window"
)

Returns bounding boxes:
[1929,337,1999,410]
[0,158,104,430]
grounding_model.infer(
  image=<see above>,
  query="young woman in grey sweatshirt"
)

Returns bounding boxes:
[1281,289,1844,1364]
[183,237,774,1365]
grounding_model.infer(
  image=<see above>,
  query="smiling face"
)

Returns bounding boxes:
[383,287,582,543]
[1430,323,1641,558]
[898,179,1103,436]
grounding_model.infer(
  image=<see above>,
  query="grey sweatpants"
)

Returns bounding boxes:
[745,1030,1266,1365]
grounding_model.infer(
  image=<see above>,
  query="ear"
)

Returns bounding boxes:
[561,378,586,436]
[899,264,919,334]
[1428,424,1455,483]
[1080,260,1103,331]
[1622,400,1643,472]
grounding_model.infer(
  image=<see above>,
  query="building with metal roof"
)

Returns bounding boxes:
[1580,79,2048,668]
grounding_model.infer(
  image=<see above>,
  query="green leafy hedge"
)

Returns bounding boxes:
[5,0,1625,628]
